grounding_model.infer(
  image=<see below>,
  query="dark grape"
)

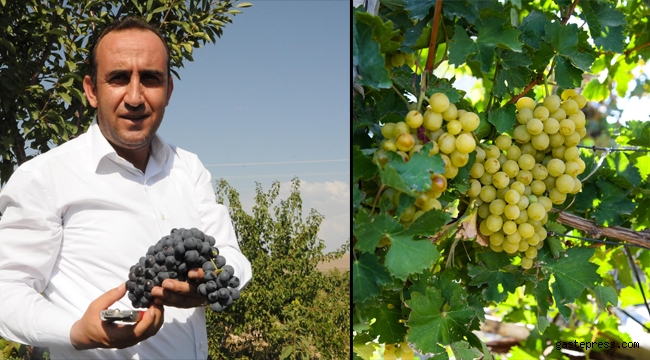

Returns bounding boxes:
[126,228,242,312]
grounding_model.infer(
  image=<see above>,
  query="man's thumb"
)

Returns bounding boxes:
[96,282,127,309]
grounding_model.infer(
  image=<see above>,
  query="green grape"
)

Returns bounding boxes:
[490,232,505,246]
[564,132,581,147]
[518,223,535,238]
[396,133,415,152]
[495,134,512,151]
[480,220,494,236]
[394,122,410,136]
[543,117,560,134]
[548,188,566,205]
[489,199,506,216]
[533,106,550,121]
[492,172,510,189]
[479,172,493,186]
[546,158,566,177]
[516,108,534,125]
[561,89,578,100]
[513,125,532,143]
[459,112,480,131]
[571,177,583,194]
[516,170,533,186]
[527,202,546,221]
[447,119,462,135]
[503,240,519,254]
[455,132,476,154]
[518,240,529,252]
[551,145,566,159]
[569,112,586,130]
[506,231,521,244]
[510,181,525,195]
[520,142,537,156]
[564,146,580,161]
[490,243,504,252]
[526,118,544,135]
[475,146,486,163]
[438,133,456,154]
[478,203,491,219]
[504,204,520,220]
[550,108,567,121]
[429,93,450,113]
[521,256,534,269]
[480,185,497,203]
[484,158,501,174]
[383,139,397,152]
[485,144,501,159]
[470,162,485,179]
[560,99,578,115]
[531,133,550,151]
[515,209,529,224]
[564,161,580,177]
[530,180,546,195]
[538,196,552,212]
[531,164,548,180]
[504,189,521,204]
[405,110,424,129]
[506,145,522,161]
[501,160,519,178]
[517,195,530,211]
[467,179,482,198]
[381,123,396,139]
[516,154,534,171]
[450,150,469,167]
[423,110,443,130]
[400,205,416,222]
[503,220,518,235]
[527,233,541,246]
[442,103,458,121]
[549,132,565,147]
[555,174,575,193]
[543,94,561,112]
[525,246,538,259]
[486,214,503,232]
[559,119,576,136]
[516,97,536,111]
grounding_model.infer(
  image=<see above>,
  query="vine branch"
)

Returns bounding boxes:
[507,73,544,104]
[552,210,650,249]
[425,0,443,73]
[561,0,579,25]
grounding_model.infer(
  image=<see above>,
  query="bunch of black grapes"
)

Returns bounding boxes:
[126,228,241,312]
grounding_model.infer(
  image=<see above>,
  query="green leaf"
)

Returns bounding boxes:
[355,11,401,53]
[366,292,408,343]
[353,146,377,182]
[384,210,449,280]
[554,56,583,89]
[488,104,516,134]
[450,341,483,360]
[352,252,393,303]
[59,92,72,105]
[593,178,636,226]
[620,120,650,148]
[581,0,626,52]
[380,143,446,196]
[236,2,253,8]
[540,247,601,321]
[353,11,392,90]
[403,0,434,22]
[354,210,400,253]
[449,16,523,73]
[582,78,610,102]
[592,285,618,308]
[442,1,479,23]
[533,276,552,330]
[545,220,566,235]
[468,251,517,303]
[519,10,550,49]
[407,287,475,356]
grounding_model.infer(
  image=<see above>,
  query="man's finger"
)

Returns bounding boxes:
[94,283,127,310]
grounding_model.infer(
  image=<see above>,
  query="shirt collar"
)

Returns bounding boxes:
[87,118,171,174]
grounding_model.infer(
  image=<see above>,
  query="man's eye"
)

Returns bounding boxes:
[142,76,161,85]
[110,75,129,84]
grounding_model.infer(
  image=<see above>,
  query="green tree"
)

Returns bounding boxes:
[208,178,350,360]
[353,0,650,359]
[0,0,251,184]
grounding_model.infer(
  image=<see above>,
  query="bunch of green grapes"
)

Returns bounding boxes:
[469,89,588,269]
[385,51,415,69]
[383,340,415,360]
[373,93,480,229]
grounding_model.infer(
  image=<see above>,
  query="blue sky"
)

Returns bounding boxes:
[158,1,350,253]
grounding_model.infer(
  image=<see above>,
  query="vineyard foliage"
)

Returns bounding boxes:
[353,0,650,359]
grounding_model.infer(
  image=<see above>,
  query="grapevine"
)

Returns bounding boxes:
[353,0,650,359]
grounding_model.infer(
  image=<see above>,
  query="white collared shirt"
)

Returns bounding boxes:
[0,120,252,359]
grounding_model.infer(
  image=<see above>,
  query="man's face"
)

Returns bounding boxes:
[83,29,173,152]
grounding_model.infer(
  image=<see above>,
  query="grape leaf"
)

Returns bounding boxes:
[353,146,377,182]
[442,0,479,22]
[545,221,567,235]
[519,10,550,49]
[581,0,627,53]
[355,11,401,53]
[353,185,364,214]
[451,341,483,360]
[353,11,391,90]
[366,292,408,344]
[468,251,517,303]
[352,252,393,304]
[582,78,610,102]
[620,120,650,148]
[449,15,523,73]
[380,143,446,196]
[533,275,552,333]
[554,57,584,89]
[384,210,449,280]
[403,0,433,22]
[488,104,516,134]
[593,178,636,226]
[592,285,618,308]
[406,287,475,355]
[539,247,601,321]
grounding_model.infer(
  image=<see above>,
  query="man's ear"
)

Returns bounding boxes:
[83,75,98,108]
[165,75,174,106]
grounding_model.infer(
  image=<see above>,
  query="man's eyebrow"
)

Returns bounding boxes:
[105,69,165,78]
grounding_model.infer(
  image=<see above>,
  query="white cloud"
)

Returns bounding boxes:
[230,179,350,254]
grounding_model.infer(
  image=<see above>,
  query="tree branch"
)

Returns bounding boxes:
[553,210,650,249]
[507,73,544,104]
[561,0,579,25]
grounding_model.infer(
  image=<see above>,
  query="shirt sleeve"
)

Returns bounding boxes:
[191,156,252,290]
[0,168,79,347]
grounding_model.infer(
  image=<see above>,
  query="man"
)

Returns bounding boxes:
[0,16,251,359]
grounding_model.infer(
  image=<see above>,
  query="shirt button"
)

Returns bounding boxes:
[161,213,165,220]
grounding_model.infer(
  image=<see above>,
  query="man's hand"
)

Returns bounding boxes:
[69,283,164,350]
[151,268,206,308]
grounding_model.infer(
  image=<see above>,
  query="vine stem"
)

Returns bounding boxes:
[392,86,411,109]
[552,210,650,249]
[371,184,385,215]
[624,247,650,320]
[561,0,579,25]
[424,0,444,73]
[507,73,544,104]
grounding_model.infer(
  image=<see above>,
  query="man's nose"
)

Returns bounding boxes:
[124,76,145,107]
